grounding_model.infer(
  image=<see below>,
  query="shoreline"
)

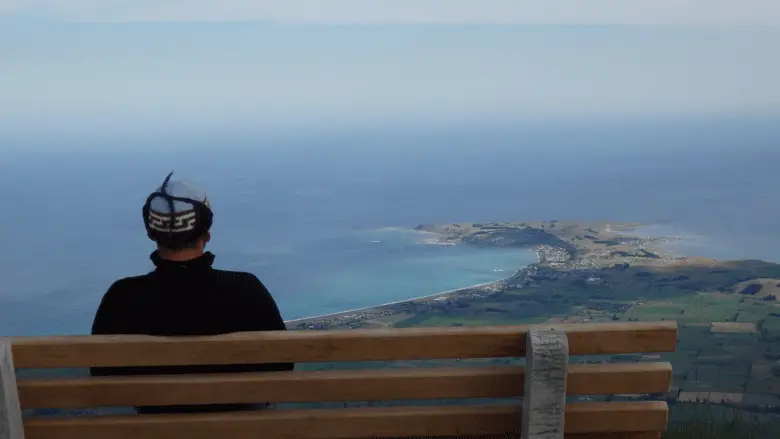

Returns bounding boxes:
[285,244,541,324]
[284,221,693,326]
[285,275,515,324]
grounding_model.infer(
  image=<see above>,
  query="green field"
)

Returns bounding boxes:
[381,257,780,416]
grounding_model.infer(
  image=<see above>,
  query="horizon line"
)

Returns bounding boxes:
[3,19,779,27]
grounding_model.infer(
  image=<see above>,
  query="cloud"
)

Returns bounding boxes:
[2,0,780,25]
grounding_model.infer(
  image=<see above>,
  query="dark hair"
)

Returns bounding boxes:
[154,233,205,252]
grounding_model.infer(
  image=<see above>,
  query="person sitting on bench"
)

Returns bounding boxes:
[90,171,293,414]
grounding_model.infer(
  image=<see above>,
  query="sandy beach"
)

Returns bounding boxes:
[285,226,542,324]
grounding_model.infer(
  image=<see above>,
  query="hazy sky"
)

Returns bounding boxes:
[3,0,780,25]
[1,2,779,141]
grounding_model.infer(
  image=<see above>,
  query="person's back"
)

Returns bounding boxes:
[90,172,293,414]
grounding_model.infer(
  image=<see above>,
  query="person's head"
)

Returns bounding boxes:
[142,172,214,261]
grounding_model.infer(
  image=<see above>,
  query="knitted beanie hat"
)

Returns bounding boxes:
[144,172,213,248]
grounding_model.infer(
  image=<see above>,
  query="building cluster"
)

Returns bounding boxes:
[294,309,398,330]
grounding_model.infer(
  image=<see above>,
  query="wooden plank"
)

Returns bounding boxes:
[23,402,668,439]
[17,362,672,409]
[566,434,660,439]
[0,340,25,439]
[522,328,568,439]
[10,322,678,368]
[381,434,660,439]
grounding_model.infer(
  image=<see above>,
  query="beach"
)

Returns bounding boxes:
[287,228,540,327]
[286,268,525,326]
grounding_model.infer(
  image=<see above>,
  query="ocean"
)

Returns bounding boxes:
[1,117,779,336]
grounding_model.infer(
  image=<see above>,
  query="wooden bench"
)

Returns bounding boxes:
[1,321,677,439]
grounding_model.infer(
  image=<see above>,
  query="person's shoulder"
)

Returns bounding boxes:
[102,273,155,301]
[110,272,155,289]
[210,268,264,286]
[209,269,271,298]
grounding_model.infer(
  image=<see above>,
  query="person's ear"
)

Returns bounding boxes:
[202,231,211,244]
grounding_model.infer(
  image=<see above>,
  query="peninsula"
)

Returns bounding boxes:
[292,220,753,330]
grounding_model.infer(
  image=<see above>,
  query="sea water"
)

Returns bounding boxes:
[2,119,780,336]
[0,226,536,335]
[249,228,538,321]
[627,225,771,262]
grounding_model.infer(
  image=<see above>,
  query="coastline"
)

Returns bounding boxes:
[285,247,540,324]
[285,220,689,328]
[285,274,516,324]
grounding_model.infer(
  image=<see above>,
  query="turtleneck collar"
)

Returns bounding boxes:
[150,251,216,271]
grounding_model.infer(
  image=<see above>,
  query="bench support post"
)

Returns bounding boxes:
[521,328,569,439]
[0,339,24,439]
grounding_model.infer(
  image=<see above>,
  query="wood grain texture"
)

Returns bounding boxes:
[23,402,669,439]
[362,434,660,439]
[0,340,25,439]
[564,434,660,439]
[9,322,678,368]
[17,362,672,409]
[522,328,569,439]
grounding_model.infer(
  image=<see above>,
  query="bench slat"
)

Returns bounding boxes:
[365,434,661,439]
[10,322,677,368]
[18,362,672,409]
[23,402,668,439]
[567,434,660,439]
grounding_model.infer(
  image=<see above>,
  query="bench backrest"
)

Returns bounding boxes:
[1,321,677,439]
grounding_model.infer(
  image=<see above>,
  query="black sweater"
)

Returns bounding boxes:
[90,251,293,414]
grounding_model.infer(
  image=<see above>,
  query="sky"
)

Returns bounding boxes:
[1,2,779,146]
[3,0,780,25]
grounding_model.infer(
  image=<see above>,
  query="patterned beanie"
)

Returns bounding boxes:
[145,174,213,248]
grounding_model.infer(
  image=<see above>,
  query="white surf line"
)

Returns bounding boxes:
[284,278,507,324]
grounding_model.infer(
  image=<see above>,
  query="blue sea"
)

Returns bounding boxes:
[1,117,779,336]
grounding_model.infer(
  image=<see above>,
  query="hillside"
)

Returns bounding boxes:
[295,220,780,427]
